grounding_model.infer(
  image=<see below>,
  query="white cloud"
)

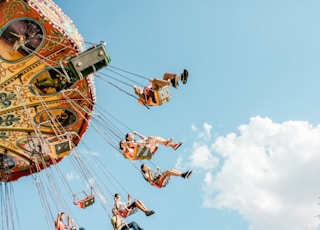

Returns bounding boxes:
[191,123,198,132]
[194,122,213,140]
[189,143,219,171]
[189,116,320,230]
[203,122,212,139]
[187,122,218,171]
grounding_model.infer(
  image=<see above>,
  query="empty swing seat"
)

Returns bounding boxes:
[68,43,111,79]
[75,195,95,209]
[48,139,72,159]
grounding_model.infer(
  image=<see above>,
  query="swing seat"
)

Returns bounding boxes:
[152,175,170,188]
[48,139,72,159]
[118,207,138,218]
[146,86,171,106]
[68,43,111,79]
[74,195,95,209]
[118,209,130,218]
[73,188,95,209]
[133,145,152,160]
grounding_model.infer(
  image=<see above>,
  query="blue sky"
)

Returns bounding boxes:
[10,0,320,229]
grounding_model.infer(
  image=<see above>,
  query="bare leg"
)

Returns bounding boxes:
[154,136,170,145]
[151,78,170,90]
[162,169,183,177]
[162,169,192,179]
[134,200,149,212]
[134,200,154,216]
[147,136,181,150]
[147,136,172,147]
[163,73,181,88]
[163,73,179,81]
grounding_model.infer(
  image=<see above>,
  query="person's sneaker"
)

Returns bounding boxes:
[170,79,177,88]
[181,171,189,178]
[185,170,193,178]
[145,210,155,216]
[181,69,189,84]
[172,142,182,150]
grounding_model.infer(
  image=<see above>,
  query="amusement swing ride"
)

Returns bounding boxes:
[0,0,114,228]
[0,0,188,229]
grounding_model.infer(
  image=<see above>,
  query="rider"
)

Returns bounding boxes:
[126,131,182,153]
[119,131,182,160]
[140,164,192,188]
[55,212,77,230]
[111,208,144,230]
[133,69,188,106]
[114,193,154,218]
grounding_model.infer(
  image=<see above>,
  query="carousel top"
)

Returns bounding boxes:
[0,0,110,182]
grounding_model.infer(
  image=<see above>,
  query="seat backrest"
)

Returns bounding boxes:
[155,85,171,105]
[75,195,95,209]
[68,44,111,79]
[153,85,170,105]
[48,139,72,159]
[133,145,152,160]
[145,86,171,106]
[152,175,170,188]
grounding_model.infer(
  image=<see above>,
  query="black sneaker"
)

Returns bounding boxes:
[170,79,176,88]
[145,210,155,216]
[185,170,193,178]
[181,69,189,84]
[181,171,189,178]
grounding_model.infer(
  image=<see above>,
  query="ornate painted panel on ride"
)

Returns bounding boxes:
[0,0,97,182]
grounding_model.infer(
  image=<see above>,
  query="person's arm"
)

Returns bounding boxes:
[55,220,58,230]
[116,215,127,229]
[55,213,60,230]
[133,131,146,140]
[155,166,162,176]
[114,198,119,210]
[111,217,116,229]
[146,169,153,183]
[122,143,133,159]
[123,142,130,152]
[127,194,131,205]
[111,216,120,229]
[67,215,71,230]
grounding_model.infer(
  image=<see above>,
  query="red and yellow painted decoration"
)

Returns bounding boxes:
[0,0,96,182]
